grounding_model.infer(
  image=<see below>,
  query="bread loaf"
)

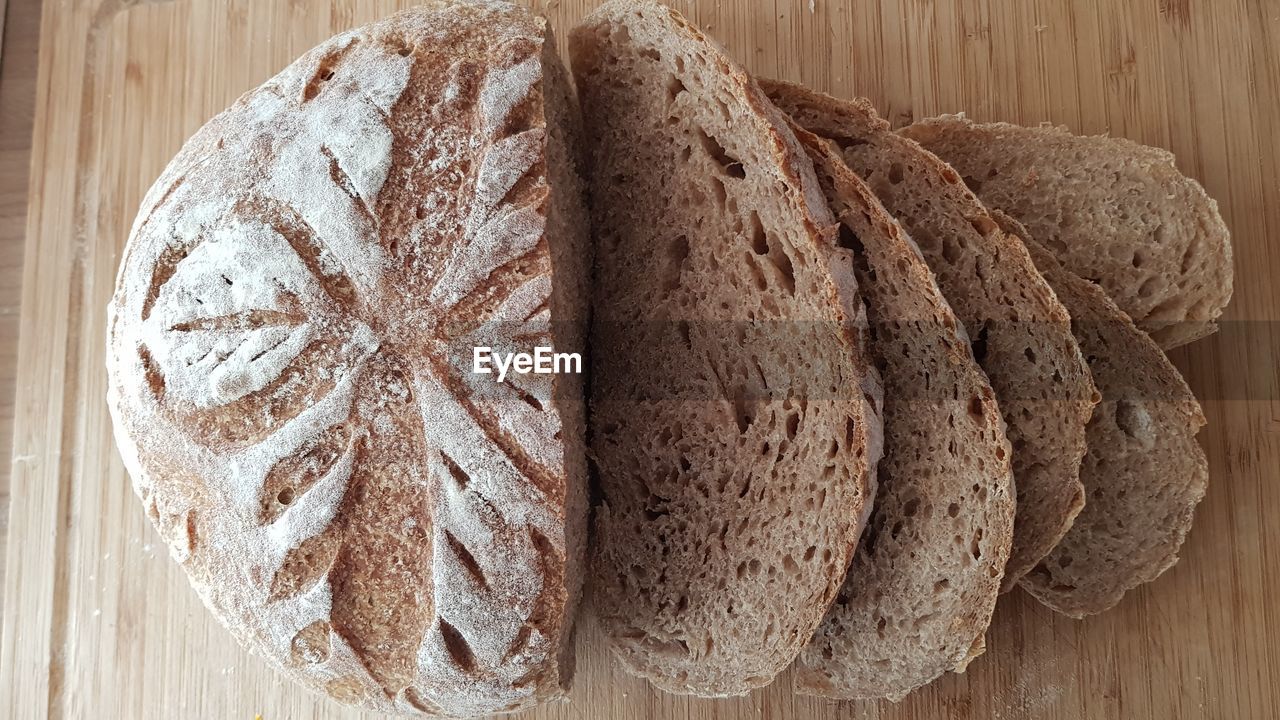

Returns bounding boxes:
[762,80,1098,591]
[995,212,1210,617]
[106,4,590,716]
[901,116,1233,349]
[571,0,882,696]
[788,124,1016,700]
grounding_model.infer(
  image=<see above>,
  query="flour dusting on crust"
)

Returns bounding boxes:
[105,3,584,716]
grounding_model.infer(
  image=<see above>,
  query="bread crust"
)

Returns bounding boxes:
[788,124,1015,700]
[106,4,588,716]
[762,79,1097,591]
[901,116,1233,350]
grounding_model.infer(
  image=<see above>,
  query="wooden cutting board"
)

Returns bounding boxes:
[3,0,1278,718]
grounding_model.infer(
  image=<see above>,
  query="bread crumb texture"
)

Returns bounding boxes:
[573,1,878,697]
[902,116,1233,350]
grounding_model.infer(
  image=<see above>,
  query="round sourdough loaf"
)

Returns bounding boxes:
[105,3,590,716]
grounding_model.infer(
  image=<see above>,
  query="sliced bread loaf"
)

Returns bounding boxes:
[995,212,1210,617]
[571,2,880,696]
[788,123,1016,699]
[901,116,1233,349]
[763,80,1097,590]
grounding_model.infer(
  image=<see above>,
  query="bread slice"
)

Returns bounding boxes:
[106,5,590,715]
[762,80,1097,590]
[994,212,1210,617]
[571,2,881,696]
[901,116,1233,349]
[788,123,1016,699]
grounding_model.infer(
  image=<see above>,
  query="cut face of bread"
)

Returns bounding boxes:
[762,80,1097,591]
[105,5,590,717]
[901,116,1233,349]
[571,2,880,697]
[996,212,1210,617]
[788,125,1016,700]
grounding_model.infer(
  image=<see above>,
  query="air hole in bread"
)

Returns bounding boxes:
[665,75,687,105]
[732,388,756,433]
[709,175,728,209]
[1179,239,1198,273]
[748,212,768,255]
[903,498,920,517]
[677,320,693,350]
[785,412,800,440]
[742,252,768,288]
[887,162,905,184]
[968,395,986,423]
[663,235,689,290]
[697,128,746,178]
[970,527,984,560]
[828,133,869,152]
[971,323,990,363]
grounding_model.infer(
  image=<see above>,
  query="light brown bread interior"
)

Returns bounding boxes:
[788,124,1016,700]
[572,1,879,696]
[106,4,590,716]
[996,212,1210,617]
[762,79,1097,591]
[901,116,1233,349]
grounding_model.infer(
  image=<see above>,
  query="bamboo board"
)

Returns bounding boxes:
[3,0,1279,718]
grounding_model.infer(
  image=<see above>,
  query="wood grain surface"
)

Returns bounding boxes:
[2,0,1278,718]
[0,0,40,621]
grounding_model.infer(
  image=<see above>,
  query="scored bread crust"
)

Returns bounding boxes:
[571,1,881,697]
[901,116,1233,350]
[762,79,1097,591]
[105,4,590,717]
[995,212,1210,617]
[787,124,1015,700]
